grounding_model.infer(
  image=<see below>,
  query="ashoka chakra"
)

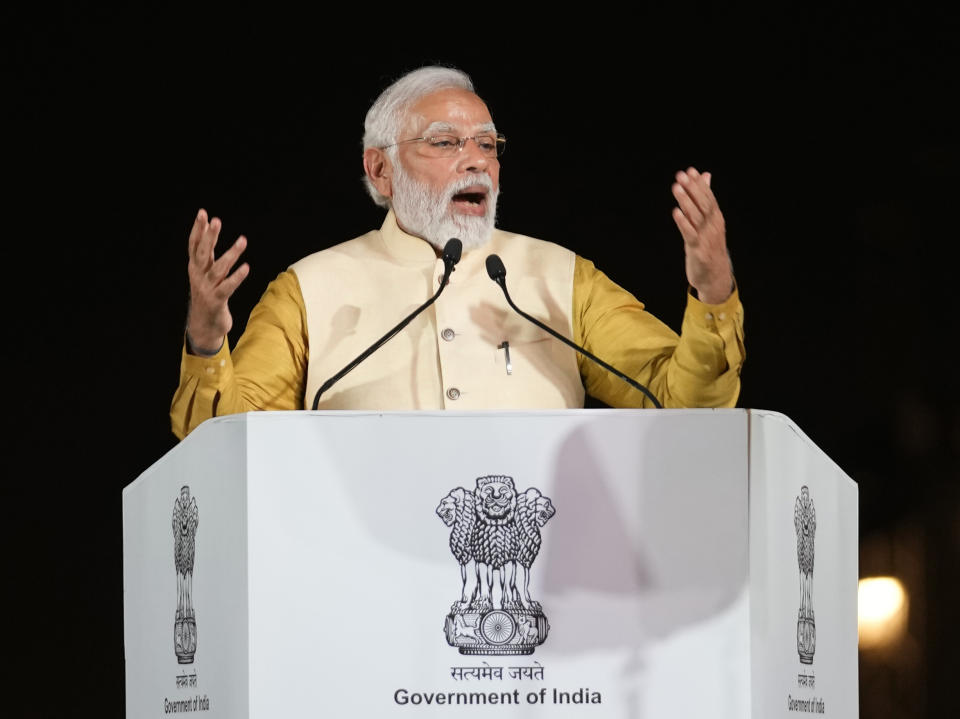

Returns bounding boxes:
[480,611,516,645]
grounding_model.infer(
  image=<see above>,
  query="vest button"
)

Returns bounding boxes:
[441,328,455,341]
[446,387,461,400]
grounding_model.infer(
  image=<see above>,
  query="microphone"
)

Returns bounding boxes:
[310,238,463,410]
[485,254,662,409]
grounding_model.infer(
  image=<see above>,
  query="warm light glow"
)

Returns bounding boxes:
[858,576,908,648]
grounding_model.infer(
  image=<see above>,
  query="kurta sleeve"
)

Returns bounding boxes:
[169,269,309,439]
[572,256,744,408]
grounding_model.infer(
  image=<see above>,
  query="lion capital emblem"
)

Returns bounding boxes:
[436,475,555,655]
[794,485,816,664]
[173,485,199,664]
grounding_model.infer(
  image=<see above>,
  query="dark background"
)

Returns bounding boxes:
[8,6,958,717]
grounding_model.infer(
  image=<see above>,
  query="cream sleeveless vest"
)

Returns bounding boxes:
[292,211,584,410]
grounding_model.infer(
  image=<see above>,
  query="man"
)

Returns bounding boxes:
[171,66,744,440]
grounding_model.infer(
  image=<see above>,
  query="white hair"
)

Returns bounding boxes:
[362,66,475,208]
[390,162,498,252]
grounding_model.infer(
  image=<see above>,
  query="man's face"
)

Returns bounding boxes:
[382,88,501,250]
[397,88,500,204]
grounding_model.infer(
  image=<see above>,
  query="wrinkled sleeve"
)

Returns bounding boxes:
[169,269,309,439]
[573,256,745,408]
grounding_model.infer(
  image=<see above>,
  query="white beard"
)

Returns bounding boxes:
[390,165,499,252]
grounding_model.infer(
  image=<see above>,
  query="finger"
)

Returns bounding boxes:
[677,168,716,218]
[187,208,208,260]
[215,262,250,300]
[672,181,705,228]
[208,236,248,284]
[690,168,720,212]
[678,168,716,207]
[688,171,726,238]
[672,206,699,245]
[195,217,222,268]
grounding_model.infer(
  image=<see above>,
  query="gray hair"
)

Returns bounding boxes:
[362,66,475,208]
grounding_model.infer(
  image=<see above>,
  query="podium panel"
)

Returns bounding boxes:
[123,408,858,717]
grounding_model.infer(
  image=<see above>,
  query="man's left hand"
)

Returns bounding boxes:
[671,166,734,305]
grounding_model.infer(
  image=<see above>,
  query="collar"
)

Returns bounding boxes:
[379,209,439,263]
[378,209,508,275]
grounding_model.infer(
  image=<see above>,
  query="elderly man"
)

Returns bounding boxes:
[171,65,744,440]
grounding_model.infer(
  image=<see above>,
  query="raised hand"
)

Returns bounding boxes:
[671,167,734,305]
[185,208,249,354]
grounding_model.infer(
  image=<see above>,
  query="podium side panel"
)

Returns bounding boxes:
[243,409,750,718]
[123,416,250,719]
[749,410,859,718]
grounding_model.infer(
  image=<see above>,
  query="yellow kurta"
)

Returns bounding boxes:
[171,211,744,439]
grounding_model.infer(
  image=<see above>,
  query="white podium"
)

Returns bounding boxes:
[123,408,858,717]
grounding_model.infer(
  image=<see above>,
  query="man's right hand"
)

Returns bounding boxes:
[185,208,250,354]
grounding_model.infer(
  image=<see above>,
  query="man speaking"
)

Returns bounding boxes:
[170,65,744,439]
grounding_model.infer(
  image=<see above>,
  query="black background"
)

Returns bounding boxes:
[8,6,958,716]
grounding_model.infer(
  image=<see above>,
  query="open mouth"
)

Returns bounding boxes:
[450,186,489,215]
[454,192,486,205]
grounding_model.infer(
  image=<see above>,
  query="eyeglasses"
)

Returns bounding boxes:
[382,133,506,159]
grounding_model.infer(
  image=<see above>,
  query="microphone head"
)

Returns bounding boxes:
[485,254,506,282]
[442,238,463,266]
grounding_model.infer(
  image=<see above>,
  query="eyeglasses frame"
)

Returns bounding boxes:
[380,132,506,158]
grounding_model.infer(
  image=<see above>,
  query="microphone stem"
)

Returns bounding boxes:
[311,265,452,410]
[498,282,663,409]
